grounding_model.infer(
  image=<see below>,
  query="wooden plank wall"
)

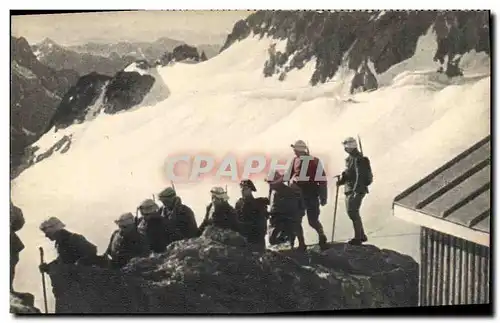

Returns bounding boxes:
[420,227,490,306]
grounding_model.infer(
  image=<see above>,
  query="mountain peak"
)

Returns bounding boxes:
[38,37,60,49]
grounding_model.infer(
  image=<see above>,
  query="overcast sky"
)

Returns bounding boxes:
[11,10,253,46]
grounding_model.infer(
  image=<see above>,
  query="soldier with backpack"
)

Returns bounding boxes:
[336,136,373,245]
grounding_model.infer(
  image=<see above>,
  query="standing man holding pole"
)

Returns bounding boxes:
[336,136,372,245]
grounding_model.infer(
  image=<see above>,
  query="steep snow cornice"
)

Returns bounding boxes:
[220,10,490,85]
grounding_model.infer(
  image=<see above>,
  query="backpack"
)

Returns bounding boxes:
[358,155,373,186]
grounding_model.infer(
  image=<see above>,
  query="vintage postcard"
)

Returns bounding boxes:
[9,9,491,314]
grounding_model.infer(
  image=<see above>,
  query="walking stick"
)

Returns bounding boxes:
[38,247,49,314]
[331,175,340,242]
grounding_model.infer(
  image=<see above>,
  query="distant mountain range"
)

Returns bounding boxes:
[31,37,221,76]
[67,38,221,63]
[32,38,137,77]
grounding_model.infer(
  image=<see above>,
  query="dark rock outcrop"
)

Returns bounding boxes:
[10,292,40,314]
[47,70,156,132]
[350,62,379,94]
[49,73,112,131]
[158,44,202,66]
[200,51,208,62]
[47,226,418,313]
[220,19,252,52]
[103,71,155,113]
[221,10,490,86]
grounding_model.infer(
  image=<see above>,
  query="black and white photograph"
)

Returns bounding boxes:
[9,8,491,315]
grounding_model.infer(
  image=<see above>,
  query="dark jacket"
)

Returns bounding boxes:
[235,196,269,242]
[269,184,304,224]
[288,155,328,201]
[338,150,369,194]
[137,214,169,253]
[54,229,98,265]
[10,203,25,257]
[105,229,150,269]
[160,197,198,245]
[198,201,240,235]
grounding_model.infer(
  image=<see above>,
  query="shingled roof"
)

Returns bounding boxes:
[393,136,491,247]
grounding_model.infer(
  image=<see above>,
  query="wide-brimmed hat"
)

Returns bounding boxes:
[240,179,256,192]
[139,199,160,214]
[290,139,308,152]
[265,171,285,185]
[158,187,176,199]
[342,137,358,149]
[40,217,66,234]
[210,186,229,201]
[115,212,135,226]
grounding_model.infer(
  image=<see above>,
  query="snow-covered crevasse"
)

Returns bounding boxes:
[11,33,490,312]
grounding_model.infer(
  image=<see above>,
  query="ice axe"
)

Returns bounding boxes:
[331,175,341,242]
[38,247,49,314]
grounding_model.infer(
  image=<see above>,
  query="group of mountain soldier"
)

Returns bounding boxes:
[267,137,371,248]
[10,135,371,304]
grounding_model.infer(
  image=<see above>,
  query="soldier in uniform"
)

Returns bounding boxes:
[234,179,269,252]
[198,186,240,235]
[104,212,150,269]
[337,137,370,245]
[136,199,169,253]
[288,140,328,250]
[158,187,198,245]
[38,217,98,273]
[266,171,307,251]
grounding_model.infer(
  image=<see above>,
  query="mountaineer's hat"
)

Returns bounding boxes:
[342,137,358,149]
[40,217,66,234]
[291,139,308,152]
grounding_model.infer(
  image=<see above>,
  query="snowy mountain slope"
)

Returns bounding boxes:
[11,27,490,313]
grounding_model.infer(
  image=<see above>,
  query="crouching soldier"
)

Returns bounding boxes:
[136,199,169,253]
[38,217,98,274]
[198,186,240,235]
[235,179,269,252]
[158,187,198,245]
[104,212,150,269]
[10,202,25,293]
[266,171,306,251]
